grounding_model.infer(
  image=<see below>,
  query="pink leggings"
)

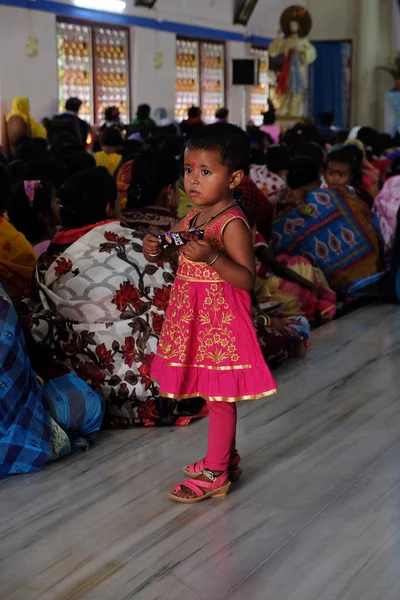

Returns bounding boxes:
[204,401,238,471]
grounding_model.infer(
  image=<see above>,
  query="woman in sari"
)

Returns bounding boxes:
[273,157,383,295]
[23,166,206,427]
[372,158,400,262]
[5,97,47,154]
[0,283,104,477]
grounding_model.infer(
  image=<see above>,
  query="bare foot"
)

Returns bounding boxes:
[289,339,312,358]
[171,470,227,500]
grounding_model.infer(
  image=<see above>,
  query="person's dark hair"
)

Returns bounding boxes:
[340,145,364,189]
[376,133,393,157]
[127,150,180,209]
[48,132,85,160]
[287,157,321,190]
[0,164,11,214]
[65,97,82,114]
[319,111,335,127]
[335,129,350,144]
[0,153,7,166]
[104,106,120,122]
[186,123,250,172]
[292,140,326,170]
[263,110,276,125]
[265,144,290,174]
[250,147,265,165]
[25,157,67,189]
[136,104,151,121]
[8,180,55,244]
[188,106,201,119]
[58,167,117,229]
[385,156,400,180]
[14,136,47,162]
[215,107,229,120]
[122,138,145,162]
[100,128,124,148]
[326,149,354,173]
[157,136,185,159]
[357,126,379,154]
[63,151,96,177]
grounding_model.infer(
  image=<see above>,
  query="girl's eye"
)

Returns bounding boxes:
[185,167,192,174]
[201,169,211,176]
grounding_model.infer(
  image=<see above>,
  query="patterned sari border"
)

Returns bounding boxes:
[176,274,225,283]
[151,377,277,402]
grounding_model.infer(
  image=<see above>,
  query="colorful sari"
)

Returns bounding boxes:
[272,187,383,294]
[116,159,133,210]
[0,218,37,301]
[23,220,206,427]
[372,175,400,260]
[255,237,336,321]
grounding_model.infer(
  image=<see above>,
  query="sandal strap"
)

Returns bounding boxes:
[186,458,206,475]
[173,478,212,497]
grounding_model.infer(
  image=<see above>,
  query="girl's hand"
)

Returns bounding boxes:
[143,234,161,257]
[183,239,216,264]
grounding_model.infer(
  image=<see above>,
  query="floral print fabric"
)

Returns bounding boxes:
[22,221,206,427]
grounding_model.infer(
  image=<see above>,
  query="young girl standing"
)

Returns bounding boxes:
[143,124,277,503]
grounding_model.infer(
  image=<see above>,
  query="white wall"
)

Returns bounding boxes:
[131,27,176,120]
[0,5,58,121]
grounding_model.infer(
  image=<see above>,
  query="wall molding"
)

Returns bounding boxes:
[0,0,272,45]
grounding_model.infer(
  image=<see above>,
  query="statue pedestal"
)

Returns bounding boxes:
[385,91,400,136]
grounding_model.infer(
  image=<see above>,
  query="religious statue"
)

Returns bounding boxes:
[268,6,316,117]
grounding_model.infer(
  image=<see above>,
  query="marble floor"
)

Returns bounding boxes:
[1,303,400,600]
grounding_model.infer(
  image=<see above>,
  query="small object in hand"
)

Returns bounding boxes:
[158,229,204,249]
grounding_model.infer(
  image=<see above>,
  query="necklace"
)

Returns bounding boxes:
[190,199,238,231]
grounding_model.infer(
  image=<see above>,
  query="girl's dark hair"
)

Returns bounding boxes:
[127,150,180,210]
[265,144,290,173]
[58,167,117,229]
[8,180,54,243]
[137,104,151,120]
[292,140,326,170]
[25,157,67,189]
[326,149,354,173]
[186,123,250,172]
[287,157,320,190]
[340,145,364,189]
[15,136,47,162]
[100,128,124,148]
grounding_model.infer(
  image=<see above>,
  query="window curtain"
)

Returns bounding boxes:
[309,41,352,128]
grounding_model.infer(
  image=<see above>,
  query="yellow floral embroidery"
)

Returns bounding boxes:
[158,281,193,361]
[197,284,239,364]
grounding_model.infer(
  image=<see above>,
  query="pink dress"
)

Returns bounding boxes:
[151,208,277,402]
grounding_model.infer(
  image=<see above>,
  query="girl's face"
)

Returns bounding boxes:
[183,148,242,207]
[325,161,351,187]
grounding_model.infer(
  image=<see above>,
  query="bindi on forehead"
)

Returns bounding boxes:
[190,162,196,167]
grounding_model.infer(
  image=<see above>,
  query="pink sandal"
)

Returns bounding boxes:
[182,455,243,483]
[167,470,231,503]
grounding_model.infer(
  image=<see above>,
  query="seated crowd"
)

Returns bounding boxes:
[1,96,399,477]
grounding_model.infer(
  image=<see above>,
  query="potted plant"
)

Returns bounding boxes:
[379,52,400,91]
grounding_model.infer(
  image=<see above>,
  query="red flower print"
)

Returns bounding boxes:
[112,281,143,312]
[151,312,164,335]
[54,257,73,276]
[76,361,105,388]
[104,231,129,244]
[121,336,136,368]
[138,353,155,391]
[95,343,115,374]
[153,286,170,312]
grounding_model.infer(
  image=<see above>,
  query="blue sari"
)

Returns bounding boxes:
[0,284,105,477]
[272,187,384,295]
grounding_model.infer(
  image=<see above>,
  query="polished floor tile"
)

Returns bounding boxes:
[1,303,400,600]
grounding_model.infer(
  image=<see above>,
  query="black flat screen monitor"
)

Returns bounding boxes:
[232,59,257,86]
